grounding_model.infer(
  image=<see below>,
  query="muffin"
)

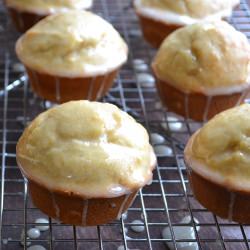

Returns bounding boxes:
[134,0,240,48]
[16,101,156,226]
[152,21,250,121]
[185,104,250,223]
[16,11,128,103]
[5,0,93,32]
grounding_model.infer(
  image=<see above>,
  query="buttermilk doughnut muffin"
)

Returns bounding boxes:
[134,0,239,48]
[152,21,250,121]
[16,101,156,226]
[5,0,93,32]
[16,10,128,103]
[185,104,250,223]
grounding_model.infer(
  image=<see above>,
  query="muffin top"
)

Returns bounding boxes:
[16,11,128,77]
[185,104,250,192]
[134,0,239,25]
[16,101,156,198]
[152,21,250,95]
[5,0,93,14]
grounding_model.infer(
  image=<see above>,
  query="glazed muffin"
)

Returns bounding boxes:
[16,101,156,226]
[152,21,250,121]
[134,0,239,48]
[16,10,128,103]
[185,104,250,223]
[5,0,93,32]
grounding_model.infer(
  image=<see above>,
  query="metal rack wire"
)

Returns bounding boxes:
[1,0,250,249]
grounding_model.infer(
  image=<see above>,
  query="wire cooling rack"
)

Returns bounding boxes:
[1,1,250,250]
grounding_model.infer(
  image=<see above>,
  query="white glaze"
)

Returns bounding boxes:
[96,74,108,100]
[150,133,165,144]
[185,136,224,184]
[168,117,183,131]
[178,158,186,170]
[122,212,128,220]
[162,226,198,250]
[134,63,148,72]
[117,193,131,220]
[161,214,201,249]
[120,226,128,236]
[162,117,183,132]
[45,101,57,109]
[129,29,142,37]
[12,63,25,73]
[27,228,41,239]
[18,101,156,200]
[154,145,173,157]
[134,0,237,26]
[136,73,155,88]
[27,245,46,250]
[147,178,153,186]
[133,59,145,66]
[198,81,250,96]
[108,185,130,197]
[6,1,93,15]
[82,200,89,226]
[131,219,145,233]
[126,235,133,240]
[117,246,126,250]
[181,215,200,232]
[35,218,49,231]
[185,134,250,192]
[236,88,250,106]
[228,193,236,221]
[120,226,128,234]
[236,91,246,107]
[16,13,128,78]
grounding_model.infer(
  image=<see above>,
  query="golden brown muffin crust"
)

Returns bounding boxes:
[185,104,250,192]
[152,21,250,94]
[16,11,128,77]
[17,101,156,198]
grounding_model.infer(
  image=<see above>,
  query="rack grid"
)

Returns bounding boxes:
[1,1,250,249]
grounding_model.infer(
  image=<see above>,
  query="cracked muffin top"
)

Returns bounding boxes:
[134,0,239,25]
[185,104,250,191]
[16,10,128,77]
[5,0,93,14]
[152,21,250,94]
[16,101,156,198]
